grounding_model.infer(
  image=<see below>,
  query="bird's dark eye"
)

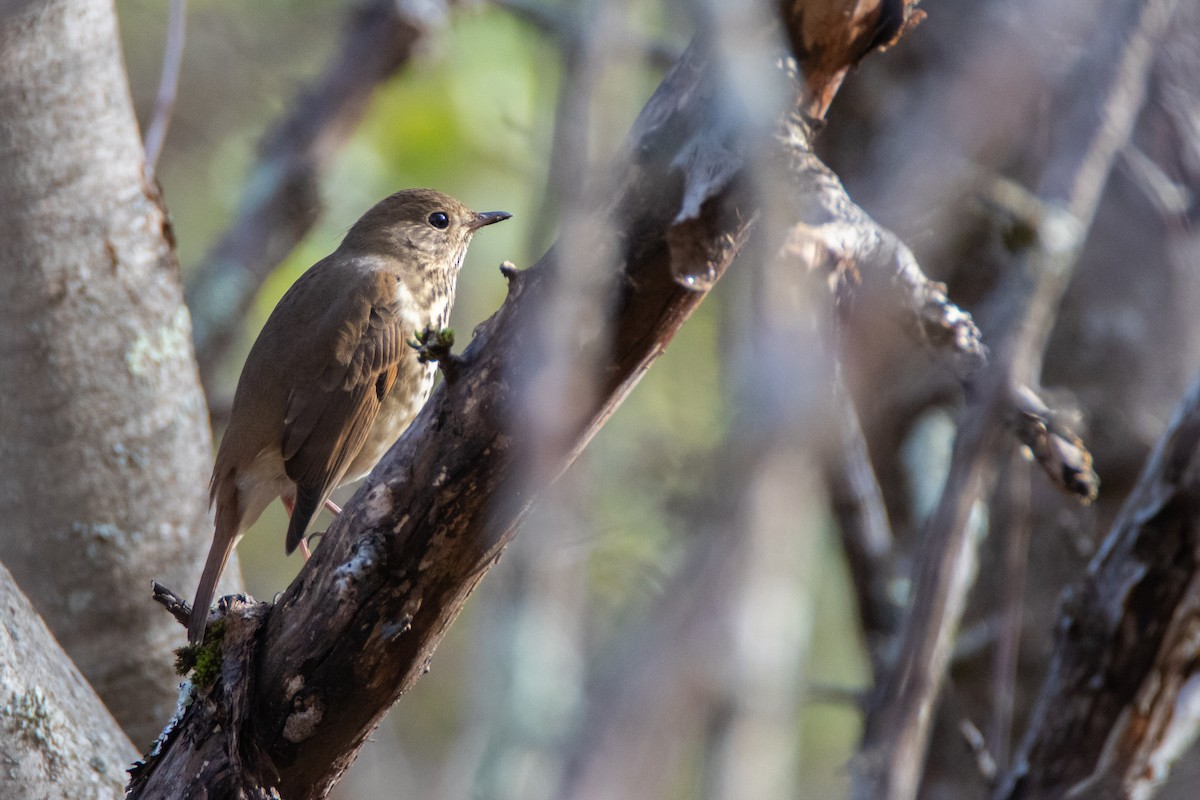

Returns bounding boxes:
[428,212,449,229]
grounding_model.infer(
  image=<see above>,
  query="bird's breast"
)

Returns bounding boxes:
[344,357,437,483]
[344,272,454,483]
[391,278,452,332]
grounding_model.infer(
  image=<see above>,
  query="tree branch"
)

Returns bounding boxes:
[142,0,187,180]
[824,375,901,672]
[0,0,222,746]
[997,374,1200,799]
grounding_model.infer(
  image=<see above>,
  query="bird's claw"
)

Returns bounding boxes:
[409,327,460,380]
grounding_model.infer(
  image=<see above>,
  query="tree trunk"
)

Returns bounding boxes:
[0,564,137,799]
[0,0,238,747]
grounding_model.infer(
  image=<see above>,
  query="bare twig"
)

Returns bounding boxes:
[151,581,191,628]
[780,151,1101,504]
[961,716,1000,784]
[143,0,187,180]
[792,170,1099,506]
[825,373,901,673]
[186,0,448,386]
[778,157,985,372]
[1009,384,1097,502]
[1118,144,1191,217]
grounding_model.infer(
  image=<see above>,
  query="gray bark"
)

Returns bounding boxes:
[0,0,239,747]
[0,563,137,800]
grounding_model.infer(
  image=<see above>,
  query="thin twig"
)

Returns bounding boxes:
[960,716,999,784]
[1009,384,1097,502]
[825,371,900,674]
[152,580,192,627]
[143,0,187,181]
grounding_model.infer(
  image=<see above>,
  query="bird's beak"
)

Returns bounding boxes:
[467,211,512,231]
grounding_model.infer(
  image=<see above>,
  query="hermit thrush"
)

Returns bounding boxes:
[189,189,509,643]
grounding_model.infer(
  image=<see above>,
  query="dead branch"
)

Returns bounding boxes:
[996,374,1200,799]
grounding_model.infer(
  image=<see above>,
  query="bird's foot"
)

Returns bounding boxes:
[305,529,326,554]
[409,326,461,381]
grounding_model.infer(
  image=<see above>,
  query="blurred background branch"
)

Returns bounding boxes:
[142,0,187,180]
[855,1,1181,798]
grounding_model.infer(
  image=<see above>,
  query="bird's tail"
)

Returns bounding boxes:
[189,492,241,644]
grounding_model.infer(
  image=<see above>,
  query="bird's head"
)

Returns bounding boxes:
[340,188,510,273]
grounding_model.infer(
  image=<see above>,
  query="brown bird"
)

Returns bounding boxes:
[189,189,510,643]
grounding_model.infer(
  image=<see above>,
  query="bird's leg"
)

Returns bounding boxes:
[290,494,340,516]
[303,501,338,558]
[409,326,461,382]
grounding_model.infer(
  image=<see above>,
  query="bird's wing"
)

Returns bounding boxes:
[280,280,405,552]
